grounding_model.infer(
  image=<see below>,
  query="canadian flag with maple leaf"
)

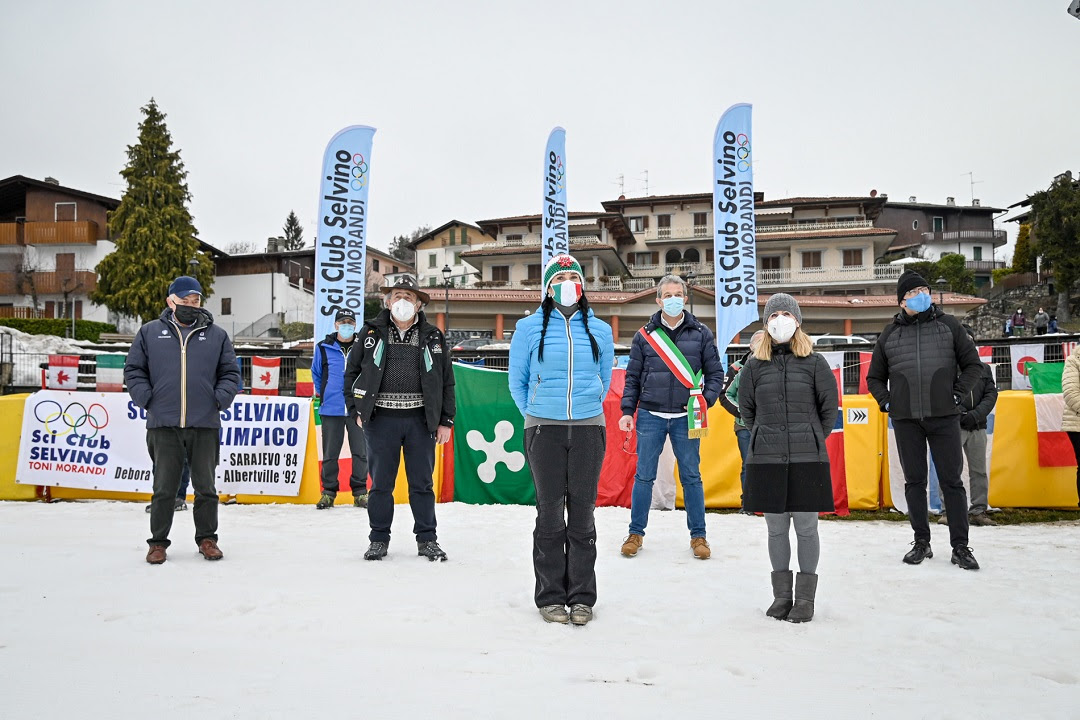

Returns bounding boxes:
[251,356,280,396]
[47,354,79,390]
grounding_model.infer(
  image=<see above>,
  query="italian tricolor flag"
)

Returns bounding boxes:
[1027,361,1075,467]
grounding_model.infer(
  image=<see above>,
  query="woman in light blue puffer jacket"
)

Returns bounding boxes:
[509,254,614,626]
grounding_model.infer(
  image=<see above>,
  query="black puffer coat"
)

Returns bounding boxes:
[738,345,838,513]
[866,305,982,420]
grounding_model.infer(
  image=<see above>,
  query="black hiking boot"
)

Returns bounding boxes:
[417,540,447,562]
[315,492,336,509]
[364,541,388,560]
[903,539,933,565]
[951,545,980,570]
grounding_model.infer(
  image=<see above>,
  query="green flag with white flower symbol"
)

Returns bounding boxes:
[452,364,535,505]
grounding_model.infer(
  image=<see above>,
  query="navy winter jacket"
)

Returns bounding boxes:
[312,333,354,417]
[621,311,724,416]
[124,308,241,429]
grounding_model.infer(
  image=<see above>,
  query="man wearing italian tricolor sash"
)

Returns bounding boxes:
[618,275,724,560]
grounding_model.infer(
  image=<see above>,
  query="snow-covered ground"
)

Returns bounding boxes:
[1,501,1077,719]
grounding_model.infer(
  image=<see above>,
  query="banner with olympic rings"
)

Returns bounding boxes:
[712,103,757,370]
[17,391,310,495]
[314,125,376,341]
[541,126,567,274]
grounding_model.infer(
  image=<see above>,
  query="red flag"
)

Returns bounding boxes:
[251,356,281,396]
[858,352,872,394]
[596,369,636,508]
[47,355,79,390]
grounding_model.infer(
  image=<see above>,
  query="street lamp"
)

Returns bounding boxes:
[188,256,200,277]
[442,264,452,339]
[685,271,696,314]
[935,276,948,308]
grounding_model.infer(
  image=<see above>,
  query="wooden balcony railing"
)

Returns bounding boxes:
[21,221,100,245]
[0,270,97,295]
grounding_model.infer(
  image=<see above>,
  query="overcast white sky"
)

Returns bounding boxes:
[4,0,1078,260]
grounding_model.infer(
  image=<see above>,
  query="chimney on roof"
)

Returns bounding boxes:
[972,198,981,207]
[908,196,917,203]
[44,176,60,185]
[946,197,956,206]
[266,236,283,253]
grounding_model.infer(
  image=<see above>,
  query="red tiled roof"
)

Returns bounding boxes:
[759,227,896,241]
[461,243,620,258]
[476,211,617,225]
[428,287,985,308]
[757,196,878,207]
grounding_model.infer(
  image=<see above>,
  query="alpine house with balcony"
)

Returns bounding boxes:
[0,175,120,324]
[878,196,1008,289]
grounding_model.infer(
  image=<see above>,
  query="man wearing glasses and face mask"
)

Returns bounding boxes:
[125,276,241,565]
[312,308,369,509]
[344,276,455,562]
[866,271,984,571]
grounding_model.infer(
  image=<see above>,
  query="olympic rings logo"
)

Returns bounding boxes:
[33,400,109,439]
[350,153,369,191]
[553,155,565,192]
[736,133,751,172]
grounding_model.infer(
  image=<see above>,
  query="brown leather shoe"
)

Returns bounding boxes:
[198,538,224,561]
[620,534,643,557]
[691,537,711,560]
[146,545,167,564]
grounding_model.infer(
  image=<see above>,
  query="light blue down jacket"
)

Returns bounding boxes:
[508,305,614,420]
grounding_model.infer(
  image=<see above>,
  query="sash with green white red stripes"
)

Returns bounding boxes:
[638,326,709,438]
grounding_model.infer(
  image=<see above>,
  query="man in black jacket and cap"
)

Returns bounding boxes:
[866,271,984,570]
[125,276,241,565]
[344,276,455,562]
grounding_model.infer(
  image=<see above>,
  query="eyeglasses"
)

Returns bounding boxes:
[903,286,931,299]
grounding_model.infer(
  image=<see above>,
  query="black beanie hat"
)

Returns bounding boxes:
[896,270,929,304]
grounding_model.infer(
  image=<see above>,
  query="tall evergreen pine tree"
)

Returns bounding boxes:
[91,99,213,322]
[282,210,305,250]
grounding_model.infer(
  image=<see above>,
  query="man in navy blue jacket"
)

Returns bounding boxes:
[312,308,368,509]
[125,276,241,565]
[618,275,724,560]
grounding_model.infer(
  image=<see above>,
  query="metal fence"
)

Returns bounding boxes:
[4,350,307,395]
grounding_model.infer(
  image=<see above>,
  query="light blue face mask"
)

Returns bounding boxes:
[337,323,356,339]
[662,296,685,316]
[906,292,932,312]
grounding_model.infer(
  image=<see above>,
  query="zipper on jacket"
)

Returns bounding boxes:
[597,373,603,402]
[530,375,541,404]
[916,320,924,419]
[564,313,575,419]
[170,320,195,428]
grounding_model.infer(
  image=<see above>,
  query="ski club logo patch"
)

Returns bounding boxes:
[466,420,525,484]
[431,343,443,354]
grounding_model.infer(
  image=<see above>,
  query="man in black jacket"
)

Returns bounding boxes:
[125,276,241,565]
[939,326,999,527]
[344,277,455,562]
[866,271,984,570]
[617,275,724,560]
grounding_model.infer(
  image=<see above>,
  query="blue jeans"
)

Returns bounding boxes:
[735,427,751,509]
[629,411,706,538]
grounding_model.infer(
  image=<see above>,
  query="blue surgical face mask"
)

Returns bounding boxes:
[337,323,356,339]
[662,296,685,316]
[906,292,932,313]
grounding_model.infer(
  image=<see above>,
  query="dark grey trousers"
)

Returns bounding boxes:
[319,414,368,494]
[147,427,220,548]
[524,424,606,608]
[363,412,437,544]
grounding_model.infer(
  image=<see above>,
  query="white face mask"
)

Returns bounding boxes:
[391,298,417,322]
[767,315,798,343]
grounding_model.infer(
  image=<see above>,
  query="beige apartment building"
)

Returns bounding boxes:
[421,192,986,343]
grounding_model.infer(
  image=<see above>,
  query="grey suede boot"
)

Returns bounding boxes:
[785,572,818,623]
[766,570,794,619]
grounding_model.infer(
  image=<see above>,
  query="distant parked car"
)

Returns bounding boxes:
[451,338,492,352]
[811,334,871,347]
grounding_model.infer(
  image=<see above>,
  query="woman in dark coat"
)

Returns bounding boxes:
[739,293,838,623]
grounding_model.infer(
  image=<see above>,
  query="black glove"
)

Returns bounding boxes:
[959,412,978,431]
